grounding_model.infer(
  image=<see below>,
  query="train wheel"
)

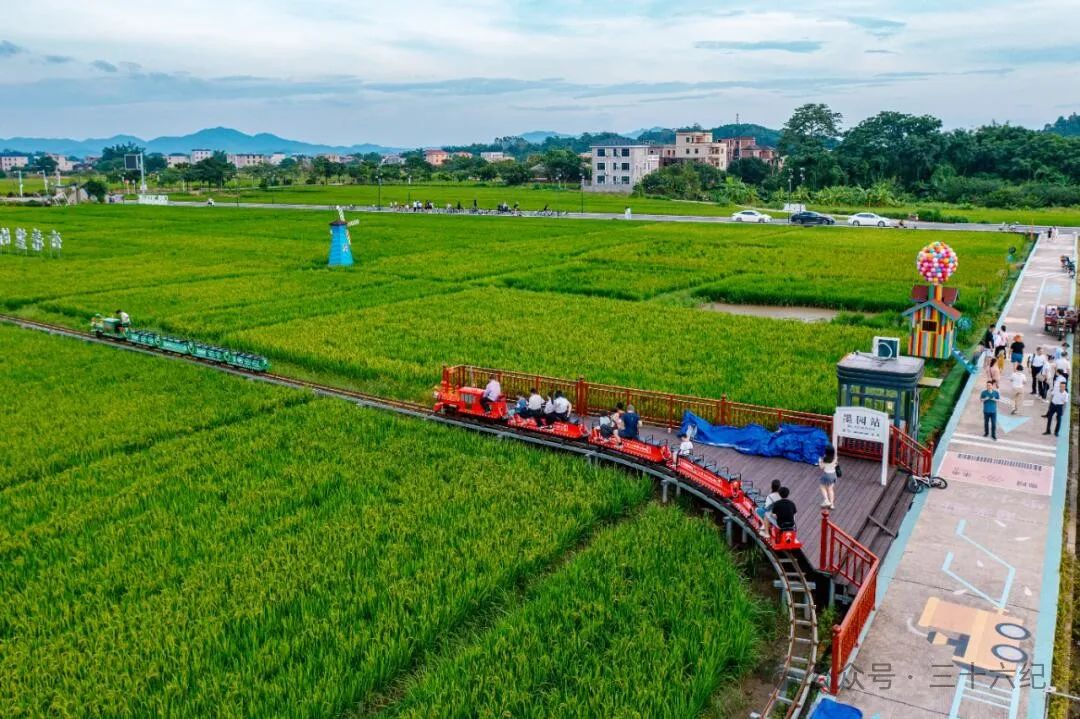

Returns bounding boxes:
[94,330,103,339]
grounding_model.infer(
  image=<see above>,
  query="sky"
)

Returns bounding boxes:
[1,0,1077,146]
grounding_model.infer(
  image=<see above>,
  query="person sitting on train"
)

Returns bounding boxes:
[677,433,693,456]
[769,487,797,531]
[116,309,131,328]
[512,395,527,416]
[758,480,784,536]
[598,412,616,439]
[552,391,571,422]
[480,375,501,413]
[542,393,555,426]
[525,388,545,426]
[619,404,640,440]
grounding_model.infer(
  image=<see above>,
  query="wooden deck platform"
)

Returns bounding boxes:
[634,425,912,575]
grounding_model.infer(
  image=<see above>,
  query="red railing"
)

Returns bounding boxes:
[444,364,933,475]
[820,510,880,695]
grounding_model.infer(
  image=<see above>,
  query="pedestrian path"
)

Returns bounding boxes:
[841,231,1076,719]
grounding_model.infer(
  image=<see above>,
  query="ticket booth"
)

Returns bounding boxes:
[836,352,925,439]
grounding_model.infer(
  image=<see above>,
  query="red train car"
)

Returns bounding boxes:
[587,428,672,464]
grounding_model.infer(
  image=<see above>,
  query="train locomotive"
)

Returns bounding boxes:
[90,313,270,372]
[433,378,802,552]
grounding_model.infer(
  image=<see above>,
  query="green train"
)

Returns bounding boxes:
[90,313,270,372]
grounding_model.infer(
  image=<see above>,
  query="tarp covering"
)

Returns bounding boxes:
[679,410,830,465]
[809,697,863,719]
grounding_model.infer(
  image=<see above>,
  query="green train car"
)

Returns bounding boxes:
[89,314,270,372]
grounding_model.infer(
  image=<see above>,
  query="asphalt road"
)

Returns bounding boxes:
[163,200,1076,234]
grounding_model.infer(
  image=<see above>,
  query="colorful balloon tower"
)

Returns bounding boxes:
[904,242,962,360]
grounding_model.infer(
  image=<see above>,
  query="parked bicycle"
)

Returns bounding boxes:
[906,472,948,493]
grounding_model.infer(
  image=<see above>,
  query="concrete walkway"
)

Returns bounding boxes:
[841,232,1077,719]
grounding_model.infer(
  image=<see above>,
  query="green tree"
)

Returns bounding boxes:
[541,148,586,182]
[498,161,531,185]
[144,153,167,173]
[778,103,843,190]
[31,154,58,174]
[726,157,771,186]
[83,178,108,202]
[837,111,945,189]
[192,151,236,188]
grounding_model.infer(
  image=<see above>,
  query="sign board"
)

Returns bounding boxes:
[137,194,169,205]
[833,406,890,486]
[124,153,142,171]
[873,336,900,359]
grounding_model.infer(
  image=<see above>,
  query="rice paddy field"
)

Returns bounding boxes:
[0,324,770,718]
[0,203,1025,716]
[0,205,1019,413]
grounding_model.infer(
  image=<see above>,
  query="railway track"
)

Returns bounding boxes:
[1,312,820,718]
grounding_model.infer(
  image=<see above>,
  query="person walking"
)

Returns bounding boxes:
[1030,347,1047,395]
[1044,381,1068,437]
[1009,334,1025,366]
[1009,363,1026,414]
[981,323,995,352]
[985,352,1001,385]
[1038,359,1053,400]
[981,380,1001,440]
[993,325,1009,361]
[817,445,838,509]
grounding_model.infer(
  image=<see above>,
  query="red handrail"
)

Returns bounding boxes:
[819,510,880,695]
[443,364,933,475]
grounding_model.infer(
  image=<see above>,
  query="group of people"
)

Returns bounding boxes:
[760,479,798,534]
[514,388,575,427]
[596,402,640,440]
[979,324,1071,439]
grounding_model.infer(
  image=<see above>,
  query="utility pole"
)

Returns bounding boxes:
[17,170,23,197]
[42,170,48,194]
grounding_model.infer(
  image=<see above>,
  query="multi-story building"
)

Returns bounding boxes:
[1,155,29,171]
[227,153,269,169]
[83,155,100,166]
[166,154,191,168]
[424,148,450,166]
[191,149,214,163]
[0,155,29,172]
[318,153,344,164]
[480,151,506,162]
[268,153,287,166]
[586,140,659,191]
[720,136,779,165]
[380,154,405,166]
[46,154,75,172]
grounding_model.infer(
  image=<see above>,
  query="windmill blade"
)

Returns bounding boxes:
[347,220,360,227]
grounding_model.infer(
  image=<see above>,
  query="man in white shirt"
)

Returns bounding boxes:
[552,391,572,422]
[1029,347,1046,395]
[1044,383,1068,437]
[480,375,501,413]
[117,309,131,328]
[525,388,545,426]
[1055,352,1070,381]
[1009,364,1026,414]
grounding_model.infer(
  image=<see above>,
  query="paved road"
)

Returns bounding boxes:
[839,231,1077,719]
[161,200,1077,234]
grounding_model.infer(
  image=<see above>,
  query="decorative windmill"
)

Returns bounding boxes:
[328,206,358,267]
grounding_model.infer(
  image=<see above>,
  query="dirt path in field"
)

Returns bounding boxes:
[699,302,841,323]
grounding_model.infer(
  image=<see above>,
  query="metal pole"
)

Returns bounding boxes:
[139,152,147,193]
[17,170,23,197]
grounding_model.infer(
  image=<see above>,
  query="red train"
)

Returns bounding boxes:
[433,379,802,551]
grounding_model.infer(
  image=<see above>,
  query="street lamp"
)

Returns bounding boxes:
[377,172,382,210]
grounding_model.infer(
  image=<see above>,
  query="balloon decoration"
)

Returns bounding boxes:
[916,241,958,284]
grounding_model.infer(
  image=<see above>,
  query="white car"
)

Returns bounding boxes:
[848,212,893,227]
[732,209,772,223]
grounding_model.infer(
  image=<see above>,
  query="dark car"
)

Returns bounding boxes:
[789,211,835,226]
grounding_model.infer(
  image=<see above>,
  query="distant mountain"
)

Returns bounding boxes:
[623,126,666,139]
[518,130,573,144]
[0,127,404,158]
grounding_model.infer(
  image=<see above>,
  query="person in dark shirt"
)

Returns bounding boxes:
[619,403,640,440]
[770,487,797,530]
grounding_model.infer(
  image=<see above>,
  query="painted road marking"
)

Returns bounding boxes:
[939,451,1054,495]
[1029,278,1048,324]
[995,415,1032,434]
[948,439,1056,458]
[953,432,1048,449]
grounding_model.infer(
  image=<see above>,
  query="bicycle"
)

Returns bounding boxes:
[906,472,948,493]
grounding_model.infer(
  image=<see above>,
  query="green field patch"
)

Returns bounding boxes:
[0,399,649,718]
[235,286,878,412]
[380,504,765,718]
[0,324,301,488]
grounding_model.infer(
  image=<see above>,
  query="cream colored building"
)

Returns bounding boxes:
[587,141,659,192]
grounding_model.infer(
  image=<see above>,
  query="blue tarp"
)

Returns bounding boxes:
[679,410,830,465]
[809,697,863,719]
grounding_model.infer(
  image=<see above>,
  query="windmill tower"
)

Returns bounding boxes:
[328,206,358,266]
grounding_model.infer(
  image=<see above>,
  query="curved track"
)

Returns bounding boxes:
[0,313,819,718]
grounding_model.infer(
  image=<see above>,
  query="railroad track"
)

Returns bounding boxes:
[1,312,820,718]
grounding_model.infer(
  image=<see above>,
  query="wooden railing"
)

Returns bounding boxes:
[820,510,881,695]
[444,364,933,475]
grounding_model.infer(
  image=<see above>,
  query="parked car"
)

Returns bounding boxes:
[848,212,894,227]
[789,211,835,226]
[731,210,772,223]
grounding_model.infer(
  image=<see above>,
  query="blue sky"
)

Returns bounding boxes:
[1,0,1077,145]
